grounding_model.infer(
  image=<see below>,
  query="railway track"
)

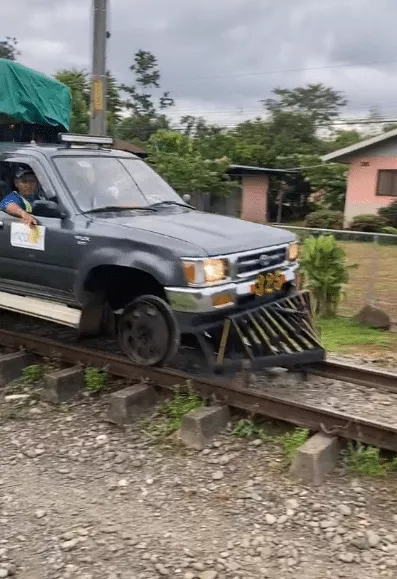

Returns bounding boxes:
[0,327,397,451]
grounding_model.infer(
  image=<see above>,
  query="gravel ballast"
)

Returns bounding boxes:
[1,391,397,578]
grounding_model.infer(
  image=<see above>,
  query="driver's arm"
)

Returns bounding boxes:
[0,194,37,226]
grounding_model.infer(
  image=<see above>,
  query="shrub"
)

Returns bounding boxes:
[299,234,357,317]
[382,226,397,235]
[378,200,397,228]
[304,209,343,230]
[349,214,386,232]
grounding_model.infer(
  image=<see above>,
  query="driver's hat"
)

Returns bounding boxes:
[15,167,35,179]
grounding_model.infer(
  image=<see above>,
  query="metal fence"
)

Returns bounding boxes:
[277,225,397,324]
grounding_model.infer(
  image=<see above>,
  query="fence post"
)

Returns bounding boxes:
[365,234,379,307]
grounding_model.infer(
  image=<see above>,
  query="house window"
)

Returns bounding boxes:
[376,170,397,196]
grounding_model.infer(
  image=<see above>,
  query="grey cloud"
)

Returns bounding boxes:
[2,0,397,123]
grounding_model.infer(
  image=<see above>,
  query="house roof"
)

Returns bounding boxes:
[112,139,146,156]
[322,127,397,163]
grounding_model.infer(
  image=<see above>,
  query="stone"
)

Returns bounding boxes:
[0,569,8,579]
[339,504,352,516]
[107,383,157,425]
[355,304,391,330]
[339,552,355,563]
[35,509,46,519]
[367,531,381,548]
[212,471,224,481]
[179,406,230,450]
[289,434,340,485]
[265,514,276,525]
[154,563,169,575]
[285,498,299,511]
[4,394,30,402]
[42,366,84,404]
[0,352,38,387]
[60,538,79,551]
[199,571,218,579]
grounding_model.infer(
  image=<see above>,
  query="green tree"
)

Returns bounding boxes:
[276,153,347,211]
[120,50,174,143]
[383,123,397,133]
[264,111,321,160]
[263,83,347,127]
[55,69,122,136]
[147,130,236,197]
[55,69,90,134]
[0,37,19,61]
[327,129,362,151]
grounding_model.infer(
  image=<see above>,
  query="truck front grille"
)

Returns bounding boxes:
[236,245,287,279]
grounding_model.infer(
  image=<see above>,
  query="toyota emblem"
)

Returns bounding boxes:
[259,254,271,267]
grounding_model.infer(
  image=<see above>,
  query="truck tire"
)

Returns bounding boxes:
[118,295,180,366]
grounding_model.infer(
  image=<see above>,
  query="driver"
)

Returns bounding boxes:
[0,167,38,227]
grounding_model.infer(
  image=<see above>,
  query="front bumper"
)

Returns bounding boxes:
[165,263,299,318]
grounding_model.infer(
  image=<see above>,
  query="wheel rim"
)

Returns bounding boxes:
[119,300,171,366]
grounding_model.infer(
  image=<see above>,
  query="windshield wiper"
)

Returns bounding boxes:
[149,200,195,210]
[83,205,157,215]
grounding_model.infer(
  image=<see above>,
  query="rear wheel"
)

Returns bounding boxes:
[118,295,180,366]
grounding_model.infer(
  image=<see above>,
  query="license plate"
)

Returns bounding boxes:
[253,270,286,297]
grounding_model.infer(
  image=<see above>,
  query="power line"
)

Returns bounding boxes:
[168,107,397,118]
[169,117,397,131]
[167,59,397,83]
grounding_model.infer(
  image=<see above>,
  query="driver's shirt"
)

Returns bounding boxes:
[0,191,34,213]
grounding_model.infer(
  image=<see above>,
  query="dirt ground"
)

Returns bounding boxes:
[2,390,397,579]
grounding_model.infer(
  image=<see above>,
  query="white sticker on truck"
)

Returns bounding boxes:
[10,222,45,251]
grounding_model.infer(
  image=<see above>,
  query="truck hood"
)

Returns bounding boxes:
[98,210,295,255]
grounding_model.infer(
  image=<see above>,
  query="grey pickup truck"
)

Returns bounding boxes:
[0,134,324,371]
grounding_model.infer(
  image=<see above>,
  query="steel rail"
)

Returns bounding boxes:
[307,359,397,392]
[1,328,397,451]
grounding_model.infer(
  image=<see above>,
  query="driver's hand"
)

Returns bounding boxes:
[22,213,38,228]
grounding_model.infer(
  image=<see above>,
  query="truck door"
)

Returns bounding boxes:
[0,154,79,298]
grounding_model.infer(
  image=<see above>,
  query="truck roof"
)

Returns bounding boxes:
[0,141,139,160]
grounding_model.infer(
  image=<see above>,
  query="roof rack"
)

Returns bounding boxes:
[58,133,114,147]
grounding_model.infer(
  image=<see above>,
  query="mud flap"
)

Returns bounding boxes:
[194,290,325,373]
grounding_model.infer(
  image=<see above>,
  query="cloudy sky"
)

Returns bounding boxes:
[2,0,397,126]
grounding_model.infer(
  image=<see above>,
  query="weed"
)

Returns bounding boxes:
[345,442,397,477]
[21,364,44,384]
[84,367,108,393]
[160,386,203,434]
[280,427,310,463]
[232,419,263,439]
[140,384,203,440]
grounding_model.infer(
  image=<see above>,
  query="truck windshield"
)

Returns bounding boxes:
[53,156,187,212]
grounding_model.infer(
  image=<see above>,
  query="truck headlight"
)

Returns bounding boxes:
[287,242,299,261]
[182,258,228,285]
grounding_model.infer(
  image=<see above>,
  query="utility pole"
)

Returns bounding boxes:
[89,0,108,136]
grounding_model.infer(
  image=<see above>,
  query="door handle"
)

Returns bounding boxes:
[0,221,4,229]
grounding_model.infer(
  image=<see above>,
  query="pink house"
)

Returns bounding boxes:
[322,128,397,226]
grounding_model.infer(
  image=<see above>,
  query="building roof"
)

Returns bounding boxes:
[112,139,146,156]
[322,127,397,163]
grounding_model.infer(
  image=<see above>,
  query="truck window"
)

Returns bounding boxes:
[53,156,184,212]
[0,160,55,204]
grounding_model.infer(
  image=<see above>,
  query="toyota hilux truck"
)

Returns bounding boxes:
[0,59,324,371]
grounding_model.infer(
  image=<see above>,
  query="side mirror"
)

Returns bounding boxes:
[182,193,192,204]
[32,199,65,219]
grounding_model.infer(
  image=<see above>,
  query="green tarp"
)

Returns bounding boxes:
[0,59,71,131]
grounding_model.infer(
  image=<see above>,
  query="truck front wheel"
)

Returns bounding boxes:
[118,295,180,366]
